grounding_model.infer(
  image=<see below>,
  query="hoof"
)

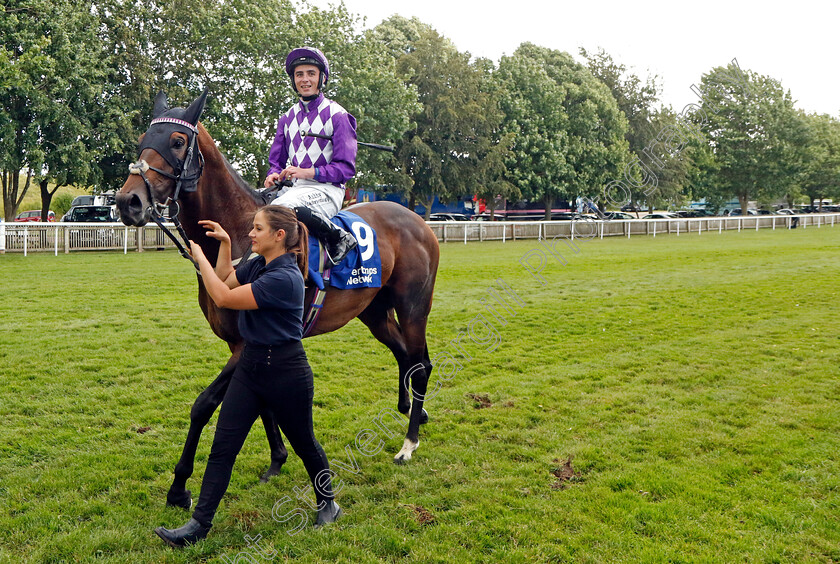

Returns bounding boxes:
[166,489,192,511]
[314,500,342,529]
[393,438,419,464]
[260,461,284,483]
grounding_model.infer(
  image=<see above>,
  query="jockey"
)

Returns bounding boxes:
[264,46,358,266]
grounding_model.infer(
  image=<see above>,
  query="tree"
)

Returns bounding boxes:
[498,43,631,219]
[36,0,115,221]
[692,63,800,214]
[580,47,660,156]
[379,20,504,218]
[581,47,670,212]
[797,112,840,210]
[1,0,51,220]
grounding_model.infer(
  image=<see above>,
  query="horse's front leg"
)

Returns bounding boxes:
[259,411,288,482]
[166,354,238,509]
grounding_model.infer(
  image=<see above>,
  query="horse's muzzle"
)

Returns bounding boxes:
[116,192,150,226]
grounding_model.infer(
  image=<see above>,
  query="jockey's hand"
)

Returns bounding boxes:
[279,166,315,182]
[264,172,282,189]
[198,220,231,245]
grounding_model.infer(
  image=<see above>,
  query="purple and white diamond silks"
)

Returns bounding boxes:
[267,93,357,189]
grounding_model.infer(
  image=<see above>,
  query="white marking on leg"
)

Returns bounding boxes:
[394,438,419,464]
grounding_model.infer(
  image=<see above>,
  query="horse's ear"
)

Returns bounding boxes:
[183,88,209,126]
[153,91,169,118]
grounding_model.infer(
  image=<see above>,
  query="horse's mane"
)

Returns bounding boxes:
[197,122,264,207]
[218,151,263,206]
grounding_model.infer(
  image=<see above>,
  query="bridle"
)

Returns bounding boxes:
[128,117,204,268]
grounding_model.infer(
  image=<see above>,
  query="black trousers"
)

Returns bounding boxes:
[192,341,333,527]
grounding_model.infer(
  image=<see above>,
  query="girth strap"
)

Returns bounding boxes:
[302,241,331,337]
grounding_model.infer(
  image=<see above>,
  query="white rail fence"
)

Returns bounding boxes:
[0,223,180,255]
[1,214,837,255]
[427,214,837,243]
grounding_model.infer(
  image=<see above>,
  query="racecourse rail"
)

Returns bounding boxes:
[1,214,838,255]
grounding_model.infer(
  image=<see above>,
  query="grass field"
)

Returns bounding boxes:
[1,227,839,563]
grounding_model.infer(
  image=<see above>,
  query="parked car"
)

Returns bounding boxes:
[755,209,776,215]
[603,211,635,220]
[620,204,642,212]
[427,213,470,221]
[726,208,757,216]
[14,210,56,222]
[642,212,677,219]
[776,208,796,215]
[673,209,711,218]
[551,212,584,221]
[70,195,97,207]
[70,193,115,207]
[61,205,118,222]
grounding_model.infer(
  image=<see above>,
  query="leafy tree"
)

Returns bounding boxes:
[692,63,800,214]
[1,0,52,220]
[580,47,660,157]
[498,43,630,219]
[380,21,504,218]
[797,112,840,210]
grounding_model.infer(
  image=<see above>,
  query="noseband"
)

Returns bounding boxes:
[129,117,205,268]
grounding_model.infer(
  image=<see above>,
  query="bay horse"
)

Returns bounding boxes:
[116,91,439,510]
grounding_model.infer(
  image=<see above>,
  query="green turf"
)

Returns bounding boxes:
[1,226,839,563]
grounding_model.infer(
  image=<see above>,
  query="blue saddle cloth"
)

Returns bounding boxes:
[307,210,382,290]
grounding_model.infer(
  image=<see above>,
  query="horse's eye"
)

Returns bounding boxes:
[173,138,185,149]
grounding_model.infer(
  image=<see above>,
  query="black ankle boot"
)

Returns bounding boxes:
[326,229,357,266]
[294,206,357,266]
[155,518,211,548]
[315,500,342,528]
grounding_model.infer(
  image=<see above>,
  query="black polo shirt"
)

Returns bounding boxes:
[235,253,304,346]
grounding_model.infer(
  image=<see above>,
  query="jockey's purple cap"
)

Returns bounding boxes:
[285,47,330,88]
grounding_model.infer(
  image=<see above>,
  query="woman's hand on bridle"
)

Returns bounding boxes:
[199,220,231,245]
[188,240,206,262]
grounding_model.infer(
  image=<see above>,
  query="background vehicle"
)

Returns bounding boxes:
[726,208,758,216]
[61,205,118,222]
[673,209,712,218]
[70,193,115,208]
[642,212,677,219]
[427,212,470,221]
[14,210,56,222]
[776,208,796,215]
[603,211,635,220]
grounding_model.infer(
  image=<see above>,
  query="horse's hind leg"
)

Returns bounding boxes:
[388,280,435,464]
[259,411,288,482]
[358,294,414,416]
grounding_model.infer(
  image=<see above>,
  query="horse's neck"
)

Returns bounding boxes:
[181,141,257,263]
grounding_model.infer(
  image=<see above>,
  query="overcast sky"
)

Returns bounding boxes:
[309,0,839,117]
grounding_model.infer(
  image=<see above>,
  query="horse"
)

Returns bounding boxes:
[116,90,439,510]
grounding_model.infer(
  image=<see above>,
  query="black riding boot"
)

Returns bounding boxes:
[294,206,357,266]
[155,518,211,548]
